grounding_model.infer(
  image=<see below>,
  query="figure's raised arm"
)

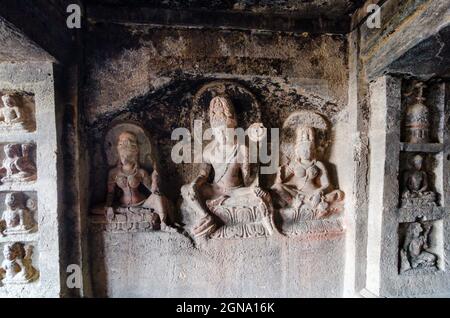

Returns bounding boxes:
[316,161,331,193]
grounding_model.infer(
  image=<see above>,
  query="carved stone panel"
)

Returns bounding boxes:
[181,93,275,239]
[91,122,174,232]
[0,143,37,185]
[0,242,39,285]
[272,111,345,236]
[0,192,37,236]
[398,219,443,274]
[0,92,36,133]
[400,153,437,208]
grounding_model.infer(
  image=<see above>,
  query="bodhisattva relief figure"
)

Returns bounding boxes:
[181,96,275,239]
[401,154,436,207]
[0,242,38,284]
[100,131,172,230]
[272,126,344,220]
[0,94,27,131]
[400,221,437,273]
[0,144,37,184]
[0,192,36,236]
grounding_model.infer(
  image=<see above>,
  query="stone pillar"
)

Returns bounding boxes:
[366,75,450,297]
[0,62,62,297]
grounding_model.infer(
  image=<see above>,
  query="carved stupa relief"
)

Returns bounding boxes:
[403,82,431,144]
[91,123,174,232]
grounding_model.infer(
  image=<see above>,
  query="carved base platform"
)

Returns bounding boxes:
[2,270,39,284]
[0,175,36,184]
[0,124,33,133]
[209,205,272,239]
[279,207,344,237]
[2,225,37,236]
[401,197,436,208]
[90,208,161,233]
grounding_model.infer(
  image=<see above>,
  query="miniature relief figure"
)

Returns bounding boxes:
[272,124,344,220]
[0,242,38,284]
[0,144,37,184]
[0,192,36,236]
[404,82,430,144]
[0,94,31,132]
[400,221,437,273]
[181,96,275,239]
[99,131,172,230]
[401,154,436,207]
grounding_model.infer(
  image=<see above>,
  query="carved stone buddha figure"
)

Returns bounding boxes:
[400,221,437,273]
[401,154,436,206]
[181,96,275,238]
[0,192,36,236]
[0,242,38,284]
[0,95,25,128]
[272,125,344,219]
[0,144,37,184]
[100,131,172,229]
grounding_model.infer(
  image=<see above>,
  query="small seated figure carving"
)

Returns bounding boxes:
[0,242,38,284]
[0,144,37,184]
[181,96,275,239]
[0,192,36,236]
[0,94,29,132]
[272,126,344,220]
[400,221,437,273]
[401,154,436,207]
[98,131,172,230]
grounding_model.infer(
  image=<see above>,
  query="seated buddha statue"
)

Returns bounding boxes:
[0,192,36,236]
[272,125,344,220]
[181,96,275,239]
[94,131,172,230]
[0,144,37,184]
[401,154,436,206]
[0,94,29,131]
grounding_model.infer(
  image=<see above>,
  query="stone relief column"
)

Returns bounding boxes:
[0,62,61,297]
[366,75,449,297]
